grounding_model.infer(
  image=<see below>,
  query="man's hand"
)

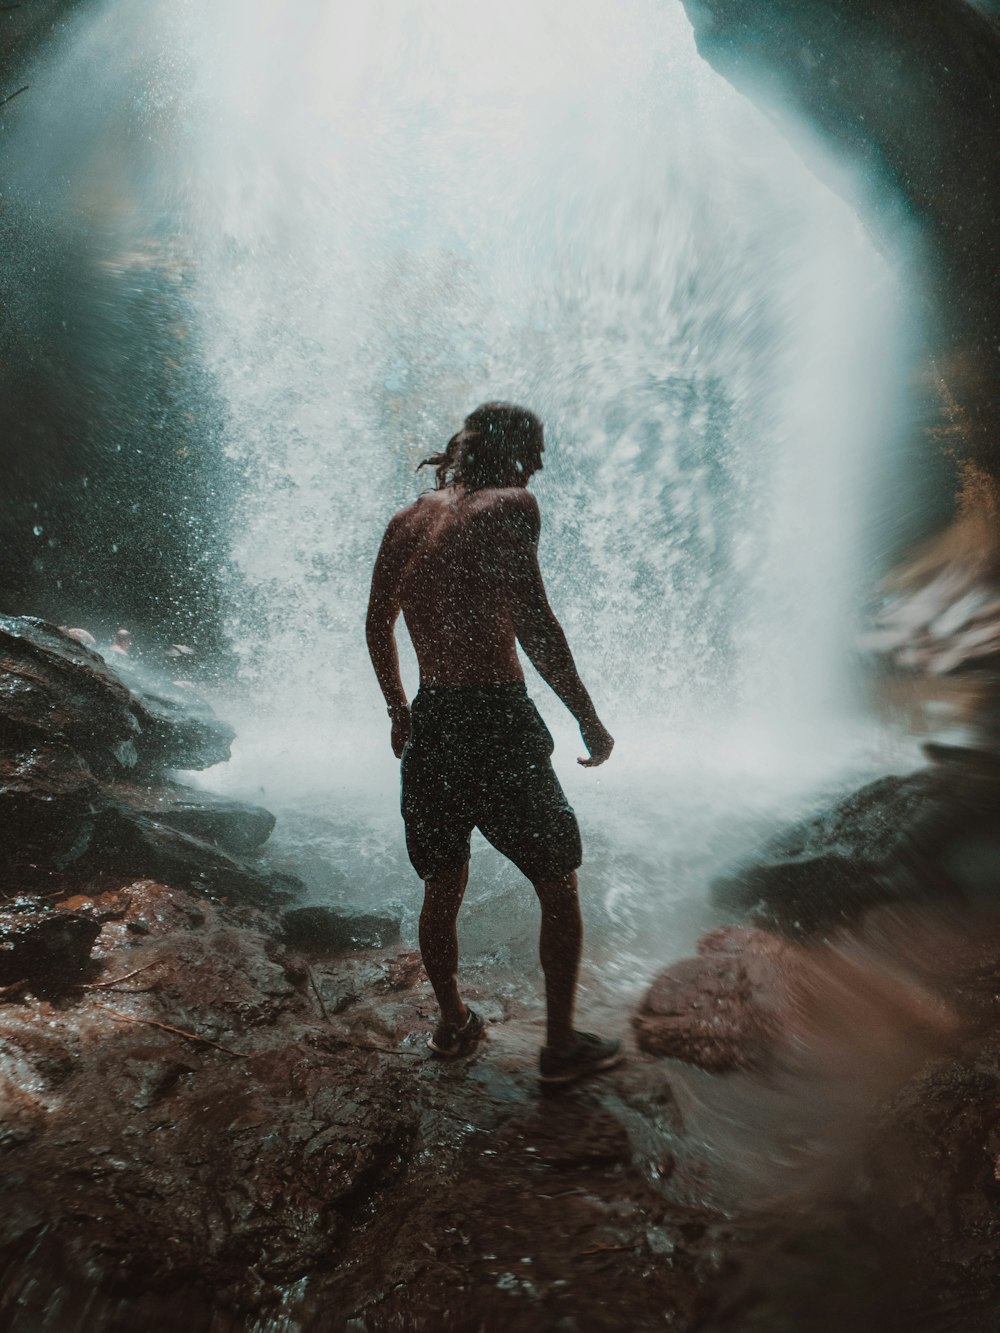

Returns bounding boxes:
[578,716,614,767]
[390,707,411,759]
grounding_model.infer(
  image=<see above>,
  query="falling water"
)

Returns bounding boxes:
[6,0,914,981]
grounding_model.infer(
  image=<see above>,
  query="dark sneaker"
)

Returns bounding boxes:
[428,1006,486,1058]
[539,1032,624,1085]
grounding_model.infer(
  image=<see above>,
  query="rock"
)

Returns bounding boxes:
[102,781,275,855]
[0,617,235,779]
[636,914,959,1075]
[497,1108,632,1170]
[0,739,98,868]
[712,768,1000,935]
[678,0,1000,476]
[118,672,236,773]
[0,616,282,894]
[86,809,297,909]
[0,615,138,776]
[634,926,797,1070]
[0,874,715,1329]
[0,901,100,990]
[280,905,402,954]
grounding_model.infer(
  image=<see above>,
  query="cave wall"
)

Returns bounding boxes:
[0,1,232,653]
[681,0,1000,500]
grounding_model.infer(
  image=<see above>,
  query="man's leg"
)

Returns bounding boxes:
[533,870,584,1053]
[419,862,470,1028]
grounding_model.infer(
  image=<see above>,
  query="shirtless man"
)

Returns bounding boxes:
[366,402,622,1084]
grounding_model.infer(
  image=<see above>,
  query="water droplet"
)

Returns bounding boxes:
[32,525,42,537]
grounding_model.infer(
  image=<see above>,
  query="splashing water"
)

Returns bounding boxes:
[8,0,915,974]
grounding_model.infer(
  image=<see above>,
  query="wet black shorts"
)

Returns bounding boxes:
[400,682,583,883]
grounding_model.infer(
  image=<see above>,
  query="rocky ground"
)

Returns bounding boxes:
[6,615,1000,1330]
[0,871,721,1332]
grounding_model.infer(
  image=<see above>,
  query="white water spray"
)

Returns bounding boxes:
[7,0,913,974]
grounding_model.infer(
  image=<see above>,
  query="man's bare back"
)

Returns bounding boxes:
[369,481,612,764]
[379,485,536,687]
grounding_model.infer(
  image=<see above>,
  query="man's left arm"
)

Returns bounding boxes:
[366,520,410,758]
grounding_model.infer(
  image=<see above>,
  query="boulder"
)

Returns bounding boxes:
[108,658,235,772]
[712,768,1000,935]
[0,616,271,894]
[102,781,275,856]
[633,926,796,1070]
[635,917,957,1074]
[0,617,235,778]
[0,900,100,990]
[0,616,138,776]
[280,905,402,954]
[0,740,98,868]
[86,809,298,909]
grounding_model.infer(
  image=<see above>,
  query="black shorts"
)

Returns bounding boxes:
[400,682,583,883]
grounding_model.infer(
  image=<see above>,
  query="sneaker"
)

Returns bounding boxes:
[539,1032,624,1085]
[427,1006,486,1058]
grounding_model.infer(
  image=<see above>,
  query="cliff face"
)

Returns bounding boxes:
[681,0,1000,495]
[0,2,231,651]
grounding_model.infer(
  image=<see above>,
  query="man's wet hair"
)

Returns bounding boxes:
[418,403,543,491]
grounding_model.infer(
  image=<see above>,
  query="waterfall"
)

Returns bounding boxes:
[4,0,913,970]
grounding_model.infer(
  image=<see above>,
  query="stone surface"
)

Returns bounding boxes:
[0,876,708,1332]
[280,904,402,953]
[0,615,286,905]
[102,780,275,855]
[86,809,297,908]
[712,767,1000,935]
[678,0,1000,477]
[0,739,98,866]
[109,660,236,773]
[635,913,959,1074]
[634,926,798,1070]
[0,901,100,990]
[0,615,138,777]
[0,617,234,778]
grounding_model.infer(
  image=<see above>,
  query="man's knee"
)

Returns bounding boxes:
[422,862,470,910]
[532,869,579,904]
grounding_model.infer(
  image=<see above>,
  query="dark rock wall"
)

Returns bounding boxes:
[0,2,233,652]
[681,0,1000,504]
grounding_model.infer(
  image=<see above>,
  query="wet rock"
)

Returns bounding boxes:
[678,0,1000,476]
[86,809,297,908]
[0,616,234,780]
[0,616,138,776]
[280,904,402,953]
[59,888,132,922]
[0,875,714,1329]
[382,949,425,991]
[636,915,959,1075]
[0,739,98,867]
[712,768,1000,935]
[0,617,280,896]
[122,675,236,774]
[499,1108,632,1171]
[835,1027,1000,1328]
[0,901,100,990]
[102,781,275,855]
[634,926,797,1071]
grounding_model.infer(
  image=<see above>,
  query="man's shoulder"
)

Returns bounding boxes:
[481,487,540,521]
[488,488,541,538]
[385,493,435,533]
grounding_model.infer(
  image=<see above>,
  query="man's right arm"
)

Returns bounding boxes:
[366,515,411,758]
[506,493,614,767]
